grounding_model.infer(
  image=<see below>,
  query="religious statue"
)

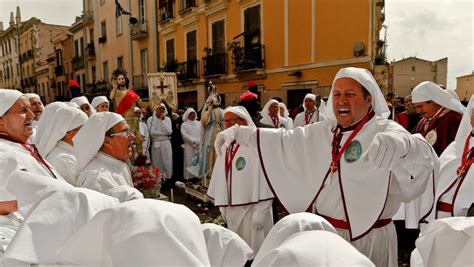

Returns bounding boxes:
[109,69,146,159]
[187,81,224,187]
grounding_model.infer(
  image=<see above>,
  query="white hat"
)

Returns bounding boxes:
[183,108,196,122]
[90,96,109,108]
[70,96,96,115]
[302,93,316,111]
[57,199,211,266]
[35,102,88,157]
[260,99,280,121]
[253,212,336,265]
[24,93,41,101]
[73,112,124,171]
[278,102,290,118]
[201,223,253,266]
[412,81,465,114]
[0,89,23,116]
[326,67,390,120]
[224,106,256,128]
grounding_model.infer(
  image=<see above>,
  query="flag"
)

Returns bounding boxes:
[115,0,131,17]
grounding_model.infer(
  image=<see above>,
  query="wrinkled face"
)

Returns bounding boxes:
[413,101,440,119]
[187,112,196,121]
[95,102,109,112]
[134,110,142,118]
[104,121,134,161]
[304,98,316,111]
[117,75,126,87]
[332,78,372,127]
[0,97,35,143]
[29,97,43,121]
[80,103,91,117]
[268,103,280,117]
[224,112,247,129]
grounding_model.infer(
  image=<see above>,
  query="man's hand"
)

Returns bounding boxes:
[214,126,239,156]
[362,132,410,171]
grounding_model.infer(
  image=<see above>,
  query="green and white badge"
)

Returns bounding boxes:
[344,140,362,163]
[235,157,246,171]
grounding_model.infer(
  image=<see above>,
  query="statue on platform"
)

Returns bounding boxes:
[109,69,146,159]
[187,81,224,187]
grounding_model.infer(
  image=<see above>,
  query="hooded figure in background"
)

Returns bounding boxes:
[260,99,288,129]
[70,96,95,117]
[181,108,200,180]
[24,93,43,144]
[35,102,88,185]
[293,93,327,128]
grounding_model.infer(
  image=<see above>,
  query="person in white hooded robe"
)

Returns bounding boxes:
[35,102,88,185]
[428,95,474,220]
[294,93,327,128]
[74,112,143,202]
[24,93,43,144]
[278,102,293,129]
[134,107,150,159]
[259,99,288,129]
[147,103,173,179]
[215,67,438,266]
[181,108,201,180]
[70,96,95,117]
[208,106,274,255]
[90,95,109,112]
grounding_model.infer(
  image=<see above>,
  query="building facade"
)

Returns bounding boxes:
[456,72,473,102]
[388,56,448,97]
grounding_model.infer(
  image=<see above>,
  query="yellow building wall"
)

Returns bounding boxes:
[288,0,311,66]
[264,0,285,68]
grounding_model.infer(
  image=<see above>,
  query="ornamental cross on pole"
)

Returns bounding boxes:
[157,79,168,94]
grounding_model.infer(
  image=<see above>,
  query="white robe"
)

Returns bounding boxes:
[46,141,78,186]
[0,138,64,202]
[147,115,173,179]
[139,121,150,158]
[77,152,143,202]
[181,119,201,179]
[251,116,436,266]
[432,136,473,219]
[260,115,288,129]
[293,109,327,128]
[27,120,39,145]
[208,143,274,255]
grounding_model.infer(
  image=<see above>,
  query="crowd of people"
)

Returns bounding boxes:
[0,66,472,266]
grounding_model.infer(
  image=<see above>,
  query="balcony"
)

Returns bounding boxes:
[230,44,265,73]
[55,65,64,76]
[130,19,148,40]
[85,43,95,59]
[176,60,199,81]
[98,36,107,44]
[179,0,196,14]
[164,60,177,72]
[159,4,174,23]
[202,53,227,76]
[72,56,85,70]
[83,10,94,24]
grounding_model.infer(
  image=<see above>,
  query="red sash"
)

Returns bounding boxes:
[115,89,139,115]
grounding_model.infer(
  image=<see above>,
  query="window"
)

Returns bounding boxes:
[212,20,225,53]
[140,49,148,74]
[186,30,197,61]
[116,16,122,36]
[244,5,261,47]
[166,38,175,63]
[103,61,109,83]
[74,40,79,57]
[159,0,174,22]
[101,20,107,38]
[411,66,416,72]
[89,29,94,43]
[91,65,96,82]
[82,74,86,91]
[100,0,105,5]
[139,0,146,19]
[117,56,123,70]
[79,37,84,56]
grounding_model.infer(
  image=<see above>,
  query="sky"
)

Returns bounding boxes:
[1,0,472,89]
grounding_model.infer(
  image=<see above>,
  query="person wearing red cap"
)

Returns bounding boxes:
[67,80,81,98]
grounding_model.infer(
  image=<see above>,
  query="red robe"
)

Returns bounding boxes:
[413,110,462,155]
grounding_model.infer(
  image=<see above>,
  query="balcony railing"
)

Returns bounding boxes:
[202,53,227,76]
[130,19,148,40]
[85,43,95,59]
[159,5,174,23]
[164,60,177,72]
[83,10,94,24]
[230,44,265,72]
[176,60,199,81]
[132,74,148,90]
[55,65,64,76]
[179,0,196,13]
[72,56,85,70]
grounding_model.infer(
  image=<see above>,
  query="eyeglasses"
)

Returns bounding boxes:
[107,129,134,137]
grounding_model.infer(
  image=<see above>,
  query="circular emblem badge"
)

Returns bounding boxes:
[344,140,363,163]
[235,157,246,171]
[280,124,286,129]
[425,130,437,146]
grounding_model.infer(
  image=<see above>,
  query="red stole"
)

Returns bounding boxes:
[115,89,139,116]
[270,116,280,128]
